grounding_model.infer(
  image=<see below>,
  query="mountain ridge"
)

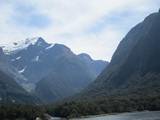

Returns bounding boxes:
[5,37,108,103]
[81,11,160,98]
[50,10,160,118]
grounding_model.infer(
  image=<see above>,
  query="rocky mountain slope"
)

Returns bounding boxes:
[82,10,160,98]
[4,38,107,103]
[0,48,38,104]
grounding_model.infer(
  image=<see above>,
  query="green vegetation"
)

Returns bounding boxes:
[46,95,160,118]
[1,95,160,119]
[0,104,46,120]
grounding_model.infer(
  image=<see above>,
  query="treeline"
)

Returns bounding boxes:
[46,95,160,118]
[1,95,160,119]
[0,104,46,120]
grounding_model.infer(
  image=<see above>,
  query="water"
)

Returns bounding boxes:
[73,111,160,120]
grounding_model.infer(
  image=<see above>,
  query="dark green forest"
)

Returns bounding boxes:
[0,104,45,120]
[46,95,160,118]
[0,94,160,119]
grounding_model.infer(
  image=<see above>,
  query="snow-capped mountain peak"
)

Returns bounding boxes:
[24,37,40,45]
[2,37,48,54]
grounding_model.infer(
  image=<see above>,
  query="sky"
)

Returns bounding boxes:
[0,0,160,61]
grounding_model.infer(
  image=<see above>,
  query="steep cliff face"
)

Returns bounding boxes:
[82,11,160,97]
[0,48,38,104]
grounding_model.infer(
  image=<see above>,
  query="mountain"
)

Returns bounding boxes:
[82,10,160,98]
[5,38,107,103]
[78,53,108,77]
[6,37,51,85]
[50,10,160,118]
[34,44,107,103]
[0,48,38,104]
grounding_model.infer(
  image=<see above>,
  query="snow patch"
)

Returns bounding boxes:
[16,56,21,60]
[22,83,35,92]
[32,56,40,62]
[45,44,54,50]
[1,37,41,54]
[19,66,27,73]
[35,56,39,61]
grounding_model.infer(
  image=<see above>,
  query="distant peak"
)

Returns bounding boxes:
[36,37,45,43]
[34,37,48,46]
[25,37,46,46]
[2,37,50,54]
[54,43,66,47]
[24,37,39,44]
[78,53,92,60]
[53,43,71,50]
[46,43,72,54]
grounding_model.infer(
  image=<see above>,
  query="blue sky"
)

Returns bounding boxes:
[12,2,51,28]
[0,0,160,61]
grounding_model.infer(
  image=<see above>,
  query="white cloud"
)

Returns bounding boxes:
[0,0,159,61]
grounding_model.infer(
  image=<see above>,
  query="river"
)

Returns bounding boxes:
[72,111,160,120]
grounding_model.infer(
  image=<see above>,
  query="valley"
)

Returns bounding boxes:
[0,1,160,120]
